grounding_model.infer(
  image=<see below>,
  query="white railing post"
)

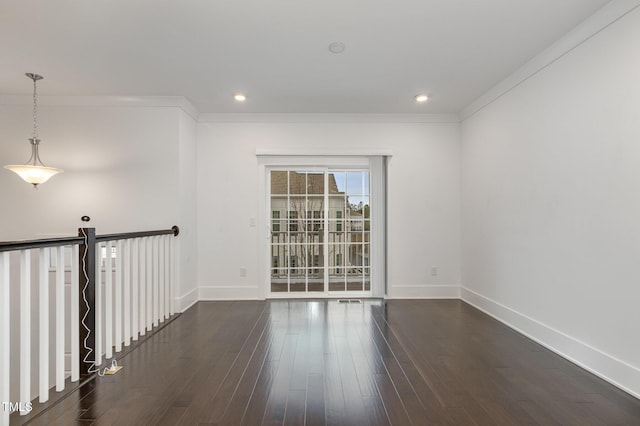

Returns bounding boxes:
[139,238,146,336]
[115,240,123,353]
[56,246,65,392]
[170,235,175,315]
[95,243,102,367]
[71,245,79,382]
[158,235,166,322]
[105,241,113,360]
[123,239,131,347]
[146,237,153,332]
[132,238,139,341]
[0,252,10,426]
[20,250,31,415]
[164,235,170,319]
[152,236,158,327]
[39,248,50,402]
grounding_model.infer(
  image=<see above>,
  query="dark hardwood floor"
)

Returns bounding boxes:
[21,300,640,425]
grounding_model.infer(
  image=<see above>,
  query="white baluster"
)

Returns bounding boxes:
[95,243,102,367]
[56,246,65,391]
[0,252,10,426]
[147,237,153,331]
[139,238,146,336]
[152,236,158,327]
[115,240,123,353]
[170,236,175,315]
[105,241,113,360]
[39,248,49,402]
[124,239,131,346]
[132,238,139,340]
[71,245,79,382]
[165,235,170,319]
[158,235,165,323]
[20,250,31,415]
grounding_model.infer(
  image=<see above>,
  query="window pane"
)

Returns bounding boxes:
[329,195,346,219]
[347,280,364,292]
[307,197,324,229]
[308,282,324,292]
[328,171,345,194]
[329,277,346,292]
[287,208,300,233]
[306,172,324,194]
[271,228,287,245]
[271,284,289,292]
[271,210,282,233]
[289,171,307,194]
[347,244,366,267]
[271,171,288,195]
[271,245,287,272]
[346,171,364,195]
[291,268,306,277]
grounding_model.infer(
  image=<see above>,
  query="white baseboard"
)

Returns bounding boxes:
[175,288,198,312]
[198,285,263,301]
[460,286,640,400]
[387,284,460,299]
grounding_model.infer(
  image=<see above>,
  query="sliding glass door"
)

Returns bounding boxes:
[269,169,371,296]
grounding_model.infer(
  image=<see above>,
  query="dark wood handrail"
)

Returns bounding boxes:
[0,236,84,253]
[96,225,180,242]
[0,226,179,252]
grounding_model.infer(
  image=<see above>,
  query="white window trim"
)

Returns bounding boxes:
[257,155,388,299]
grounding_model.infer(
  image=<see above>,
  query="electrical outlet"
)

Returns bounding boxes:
[240,267,247,277]
[104,365,123,375]
[431,266,438,276]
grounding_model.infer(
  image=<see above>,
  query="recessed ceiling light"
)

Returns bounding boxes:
[234,93,246,102]
[415,94,429,103]
[328,42,346,54]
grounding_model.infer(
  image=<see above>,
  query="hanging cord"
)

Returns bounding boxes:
[32,75,38,140]
[80,228,118,376]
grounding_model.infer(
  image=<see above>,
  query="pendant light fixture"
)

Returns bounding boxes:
[4,73,63,189]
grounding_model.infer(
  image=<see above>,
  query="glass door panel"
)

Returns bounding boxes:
[270,168,370,296]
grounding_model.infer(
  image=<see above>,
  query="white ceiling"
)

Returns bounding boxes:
[0,0,611,114]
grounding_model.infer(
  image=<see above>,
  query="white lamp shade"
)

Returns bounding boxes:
[4,164,63,186]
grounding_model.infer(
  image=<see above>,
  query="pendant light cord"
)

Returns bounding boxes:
[32,76,38,140]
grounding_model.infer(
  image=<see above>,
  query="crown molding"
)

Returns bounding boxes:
[197,113,460,124]
[255,148,393,157]
[0,98,458,124]
[461,0,640,121]
[0,95,200,121]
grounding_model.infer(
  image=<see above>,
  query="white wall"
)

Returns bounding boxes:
[461,6,640,398]
[0,100,197,305]
[197,116,461,300]
[0,104,179,239]
[177,110,199,310]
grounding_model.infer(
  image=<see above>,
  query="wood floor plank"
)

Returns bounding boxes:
[261,332,298,425]
[22,299,640,426]
[304,374,326,426]
[220,314,275,424]
[373,372,412,425]
[240,361,280,425]
[323,353,347,426]
[283,390,306,426]
[334,335,367,423]
[362,395,391,426]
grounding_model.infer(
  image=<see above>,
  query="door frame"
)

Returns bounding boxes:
[258,155,385,299]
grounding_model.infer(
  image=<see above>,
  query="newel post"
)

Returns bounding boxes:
[78,227,96,377]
